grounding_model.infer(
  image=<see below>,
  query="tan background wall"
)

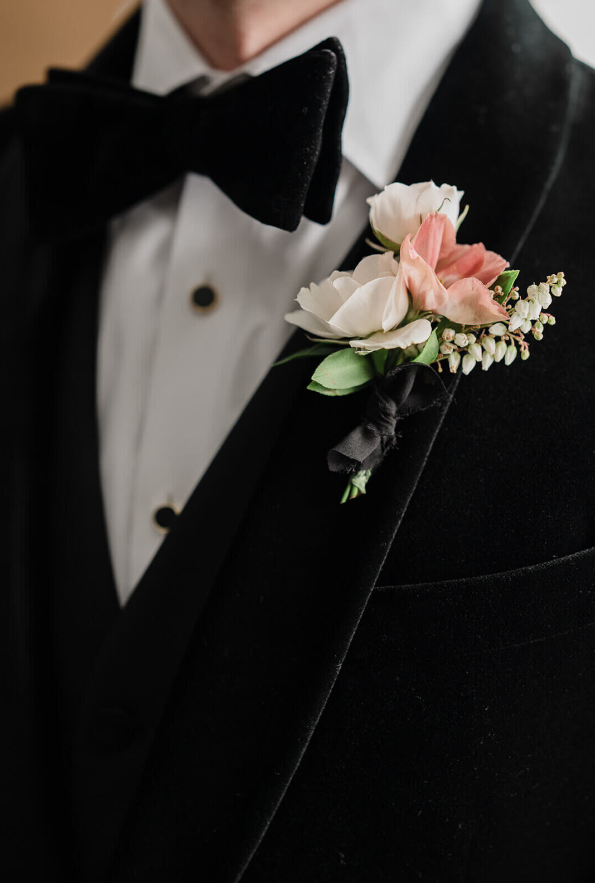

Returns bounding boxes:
[0,0,139,105]
[0,0,594,107]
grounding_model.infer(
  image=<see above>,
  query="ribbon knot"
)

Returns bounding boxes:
[327,362,450,479]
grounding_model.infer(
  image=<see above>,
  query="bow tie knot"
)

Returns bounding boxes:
[160,90,210,171]
[16,38,349,241]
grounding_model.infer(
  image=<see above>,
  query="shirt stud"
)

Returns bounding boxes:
[152,503,180,535]
[190,284,218,313]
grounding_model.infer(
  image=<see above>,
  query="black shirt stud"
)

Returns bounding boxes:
[152,503,179,534]
[190,284,218,313]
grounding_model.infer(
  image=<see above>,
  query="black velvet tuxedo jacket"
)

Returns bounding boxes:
[2,1,595,881]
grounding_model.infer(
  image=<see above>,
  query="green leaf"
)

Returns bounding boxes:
[311,347,376,391]
[307,380,371,397]
[273,343,341,368]
[372,228,400,252]
[305,336,349,346]
[371,348,388,376]
[493,269,519,303]
[412,329,439,365]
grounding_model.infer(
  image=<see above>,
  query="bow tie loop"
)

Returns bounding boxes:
[15,38,349,241]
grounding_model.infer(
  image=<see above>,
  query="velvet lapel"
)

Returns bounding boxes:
[49,1,577,881]
[1,135,67,873]
[0,6,139,872]
[2,121,129,879]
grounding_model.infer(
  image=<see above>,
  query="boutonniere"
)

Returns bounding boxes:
[278,181,566,503]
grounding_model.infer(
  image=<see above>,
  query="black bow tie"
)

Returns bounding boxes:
[16,37,348,241]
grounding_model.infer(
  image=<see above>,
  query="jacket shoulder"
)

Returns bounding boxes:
[0,105,17,160]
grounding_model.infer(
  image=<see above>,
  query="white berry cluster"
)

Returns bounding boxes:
[437,273,565,374]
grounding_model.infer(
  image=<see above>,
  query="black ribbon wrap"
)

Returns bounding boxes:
[327,363,451,477]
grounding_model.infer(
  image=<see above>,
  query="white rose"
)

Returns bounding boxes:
[285,252,432,351]
[367,181,464,246]
[349,318,433,353]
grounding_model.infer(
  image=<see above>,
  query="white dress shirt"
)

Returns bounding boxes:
[97,0,481,605]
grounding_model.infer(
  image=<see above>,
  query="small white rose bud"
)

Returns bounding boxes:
[442,328,456,342]
[551,284,562,297]
[482,352,494,371]
[448,352,461,373]
[521,319,532,333]
[454,332,468,347]
[548,315,556,326]
[440,342,454,355]
[466,333,477,345]
[509,314,525,332]
[539,313,548,324]
[462,354,476,375]
[520,348,530,361]
[533,331,543,341]
[515,300,529,318]
[528,300,541,320]
[505,344,517,366]
[494,340,507,362]
[469,343,483,361]
[482,335,496,355]
[510,290,520,300]
[533,320,544,333]
[489,322,507,337]
[527,284,539,298]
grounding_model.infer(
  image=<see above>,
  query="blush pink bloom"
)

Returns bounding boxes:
[399,212,510,326]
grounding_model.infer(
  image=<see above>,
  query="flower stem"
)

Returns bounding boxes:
[340,469,372,504]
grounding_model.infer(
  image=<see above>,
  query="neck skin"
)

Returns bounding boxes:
[166,0,345,70]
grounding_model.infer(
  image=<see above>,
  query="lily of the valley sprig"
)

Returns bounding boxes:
[279,181,566,502]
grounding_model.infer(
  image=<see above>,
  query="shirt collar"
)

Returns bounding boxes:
[133,0,482,190]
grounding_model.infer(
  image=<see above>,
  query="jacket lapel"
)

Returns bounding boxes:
[59,1,576,881]
[1,7,141,872]
[1,135,67,874]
